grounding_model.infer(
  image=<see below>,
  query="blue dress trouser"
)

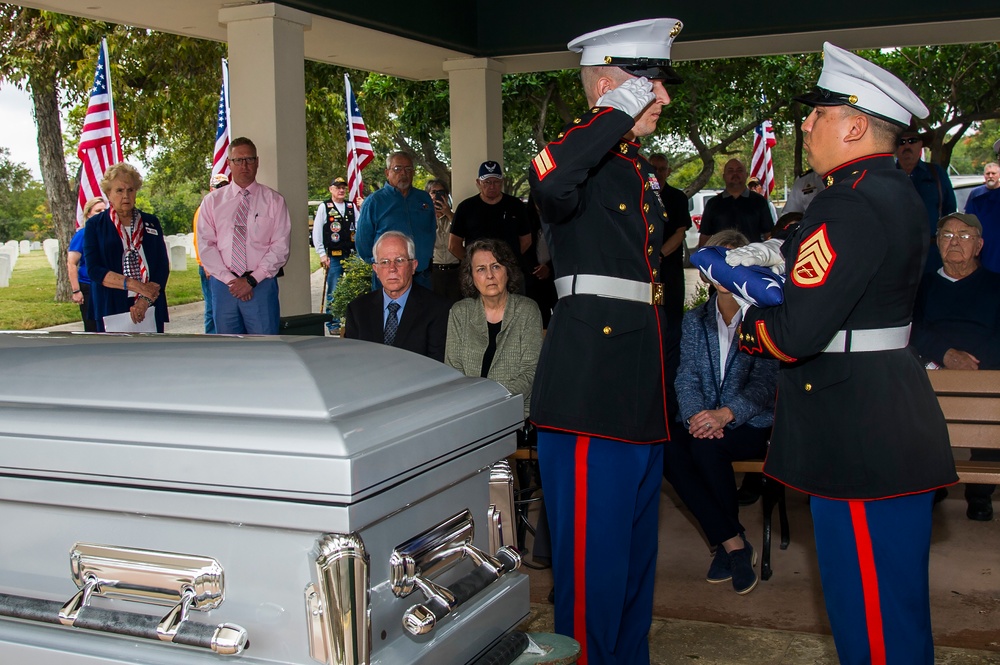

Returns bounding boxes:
[537,430,662,665]
[811,492,935,665]
[322,258,344,330]
[199,265,215,334]
[210,276,280,335]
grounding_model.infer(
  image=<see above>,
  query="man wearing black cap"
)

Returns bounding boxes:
[311,176,356,332]
[529,18,682,665]
[448,161,531,262]
[727,42,957,664]
[895,127,956,273]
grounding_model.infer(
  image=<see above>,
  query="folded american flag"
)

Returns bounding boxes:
[691,246,785,307]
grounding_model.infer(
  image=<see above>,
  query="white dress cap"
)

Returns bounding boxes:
[797,42,928,126]
[568,18,684,83]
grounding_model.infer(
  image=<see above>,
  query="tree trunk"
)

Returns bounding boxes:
[30,71,75,302]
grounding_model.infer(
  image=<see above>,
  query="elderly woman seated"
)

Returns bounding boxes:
[665,229,779,595]
[912,212,1000,521]
[445,238,542,418]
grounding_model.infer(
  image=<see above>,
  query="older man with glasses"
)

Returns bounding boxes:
[912,212,1000,521]
[197,136,290,334]
[355,151,436,291]
[345,230,450,361]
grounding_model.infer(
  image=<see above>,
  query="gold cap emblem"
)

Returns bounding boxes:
[670,21,682,38]
[605,56,612,64]
[848,94,858,104]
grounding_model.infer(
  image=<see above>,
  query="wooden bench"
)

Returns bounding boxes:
[742,369,1000,582]
[927,369,1000,484]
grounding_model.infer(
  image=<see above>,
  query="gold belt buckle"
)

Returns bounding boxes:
[651,282,664,306]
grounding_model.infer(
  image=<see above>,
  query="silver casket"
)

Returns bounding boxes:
[0,333,529,664]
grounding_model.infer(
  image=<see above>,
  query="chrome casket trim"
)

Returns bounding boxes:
[310,533,370,665]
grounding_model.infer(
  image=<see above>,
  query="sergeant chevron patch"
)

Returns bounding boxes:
[792,224,836,288]
[532,147,556,180]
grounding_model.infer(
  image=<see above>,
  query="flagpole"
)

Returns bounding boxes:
[222,58,231,138]
[345,74,360,200]
[102,39,123,163]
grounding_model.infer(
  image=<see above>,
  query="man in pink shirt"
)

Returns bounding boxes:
[197,137,291,334]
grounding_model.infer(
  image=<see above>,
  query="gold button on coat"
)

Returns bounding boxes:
[603,326,612,335]
[647,246,654,255]
[648,224,655,233]
[805,383,813,392]
[643,203,650,213]
[619,203,627,211]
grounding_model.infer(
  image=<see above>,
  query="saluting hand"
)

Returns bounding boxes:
[597,76,655,118]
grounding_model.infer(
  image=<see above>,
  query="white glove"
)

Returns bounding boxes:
[596,77,655,118]
[725,238,785,275]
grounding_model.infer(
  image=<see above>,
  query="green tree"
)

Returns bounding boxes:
[868,45,1000,168]
[0,148,48,242]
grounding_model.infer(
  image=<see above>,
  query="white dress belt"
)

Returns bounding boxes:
[554,274,663,306]
[821,324,911,353]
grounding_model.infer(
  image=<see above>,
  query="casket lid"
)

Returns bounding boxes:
[0,333,523,503]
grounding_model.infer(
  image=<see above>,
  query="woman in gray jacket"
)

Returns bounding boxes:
[445,238,542,418]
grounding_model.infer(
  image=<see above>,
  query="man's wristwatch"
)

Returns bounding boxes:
[244,274,258,288]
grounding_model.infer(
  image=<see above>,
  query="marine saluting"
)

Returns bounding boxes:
[529,18,683,665]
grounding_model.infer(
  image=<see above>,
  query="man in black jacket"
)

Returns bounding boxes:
[345,231,449,362]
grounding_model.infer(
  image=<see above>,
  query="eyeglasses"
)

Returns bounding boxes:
[374,257,413,268]
[939,232,980,242]
[389,166,415,173]
[229,157,258,166]
[897,137,921,146]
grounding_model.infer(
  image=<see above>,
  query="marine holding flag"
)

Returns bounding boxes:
[727,43,957,664]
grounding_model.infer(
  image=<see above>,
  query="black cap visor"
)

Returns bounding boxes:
[794,86,908,128]
[606,57,683,84]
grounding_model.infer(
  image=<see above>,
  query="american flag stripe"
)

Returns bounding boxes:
[211,59,231,183]
[345,74,374,203]
[76,38,122,226]
[750,119,777,196]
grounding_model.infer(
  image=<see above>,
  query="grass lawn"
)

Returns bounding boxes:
[0,250,323,330]
[0,251,204,330]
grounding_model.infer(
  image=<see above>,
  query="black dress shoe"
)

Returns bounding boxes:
[967,499,994,522]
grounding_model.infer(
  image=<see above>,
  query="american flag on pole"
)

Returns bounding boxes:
[750,120,776,195]
[345,74,374,203]
[76,38,123,225]
[211,59,231,184]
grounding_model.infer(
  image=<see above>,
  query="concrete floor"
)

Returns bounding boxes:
[516,482,1000,664]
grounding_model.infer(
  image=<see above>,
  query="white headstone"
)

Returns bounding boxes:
[169,244,187,271]
[19,240,30,255]
[3,242,17,271]
[42,238,58,272]
[0,253,10,287]
[183,233,195,257]
[30,241,41,251]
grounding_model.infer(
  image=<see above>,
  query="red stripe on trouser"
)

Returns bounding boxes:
[849,501,886,665]
[574,436,590,665]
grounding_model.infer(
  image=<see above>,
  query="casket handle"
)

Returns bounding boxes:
[401,544,520,636]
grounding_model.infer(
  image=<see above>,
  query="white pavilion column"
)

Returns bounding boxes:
[219,3,312,318]
[443,58,505,203]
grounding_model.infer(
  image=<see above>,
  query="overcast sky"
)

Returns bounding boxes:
[0,85,44,179]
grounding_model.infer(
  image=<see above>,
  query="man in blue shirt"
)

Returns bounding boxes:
[965,162,998,208]
[355,152,436,290]
[895,128,956,272]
